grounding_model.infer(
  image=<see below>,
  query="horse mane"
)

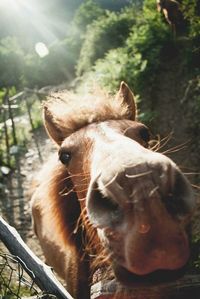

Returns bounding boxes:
[44,87,131,138]
[31,155,80,245]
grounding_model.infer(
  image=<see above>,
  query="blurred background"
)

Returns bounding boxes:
[0,0,200,294]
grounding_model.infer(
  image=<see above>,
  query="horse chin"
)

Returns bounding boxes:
[113,263,187,286]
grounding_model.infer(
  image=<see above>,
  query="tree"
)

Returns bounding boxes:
[76,8,137,75]
[24,37,79,88]
[0,37,25,89]
[73,0,105,33]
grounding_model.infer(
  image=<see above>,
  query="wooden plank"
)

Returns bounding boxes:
[2,93,11,166]
[0,216,74,299]
[6,90,18,145]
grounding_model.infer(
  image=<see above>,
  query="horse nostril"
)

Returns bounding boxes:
[163,169,195,220]
[87,182,122,228]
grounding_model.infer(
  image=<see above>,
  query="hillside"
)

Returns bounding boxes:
[143,41,200,174]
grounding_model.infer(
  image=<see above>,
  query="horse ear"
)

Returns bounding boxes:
[43,106,64,145]
[116,81,137,120]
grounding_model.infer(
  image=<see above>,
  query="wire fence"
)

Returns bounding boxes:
[0,216,73,299]
[0,252,40,298]
[0,251,65,299]
[0,251,61,299]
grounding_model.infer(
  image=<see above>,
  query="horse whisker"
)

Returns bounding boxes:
[191,184,200,190]
[129,189,138,199]
[103,172,119,189]
[126,170,152,179]
[149,186,159,197]
[61,189,74,196]
[159,139,190,155]
[60,172,90,182]
[183,172,200,176]
[151,132,173,152]
[59,186,69,195]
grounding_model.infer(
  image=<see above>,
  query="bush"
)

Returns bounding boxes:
[76,8,137,76]
[181,0,200,38]
[73,0,105,34]
[0,37,25,89]
[85,0,170,93]
[92,47,147,91]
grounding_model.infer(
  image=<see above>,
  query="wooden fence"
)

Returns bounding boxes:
[0,87,47,168]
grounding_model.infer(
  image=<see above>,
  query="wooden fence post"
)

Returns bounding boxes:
[0,216,74,299]
[2,92,10,166]
[23,92,43,162]
[6,88,18,145]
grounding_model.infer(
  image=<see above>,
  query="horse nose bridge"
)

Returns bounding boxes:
[89,154,176,211]
[96,152,174,197]
[92,136,157,174]
[92,141,175,184]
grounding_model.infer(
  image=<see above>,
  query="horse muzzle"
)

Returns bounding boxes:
[86,150,195,277]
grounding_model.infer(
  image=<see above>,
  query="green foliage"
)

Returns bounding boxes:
[92,48,147,91]
[86,0,170,94]
[24,37,79,88]
[186,76,200,149]
[41,38,78,83]
[23,53,41,88]
[98,0,140,11]
[0,37,25,89]
[76,8,137,76]
[76,0,173,126]
[126,13,170,85]
[181,0,200,38]
[73,0,105,33]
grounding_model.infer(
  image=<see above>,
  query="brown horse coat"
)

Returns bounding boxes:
[31,82,195,299]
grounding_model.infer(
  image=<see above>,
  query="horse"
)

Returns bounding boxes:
[156,0,184,36]
[31,82,195,299]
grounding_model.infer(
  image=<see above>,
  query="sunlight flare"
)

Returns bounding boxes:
[0,0,25,10]
[35,42,49,58]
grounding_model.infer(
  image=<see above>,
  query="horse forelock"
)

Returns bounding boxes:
[44,88,131,137]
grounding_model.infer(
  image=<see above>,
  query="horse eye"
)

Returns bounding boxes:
[59,151,72,165]
[139,127,150,143]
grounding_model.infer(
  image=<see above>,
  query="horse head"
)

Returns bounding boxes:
[31,82,195,298]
